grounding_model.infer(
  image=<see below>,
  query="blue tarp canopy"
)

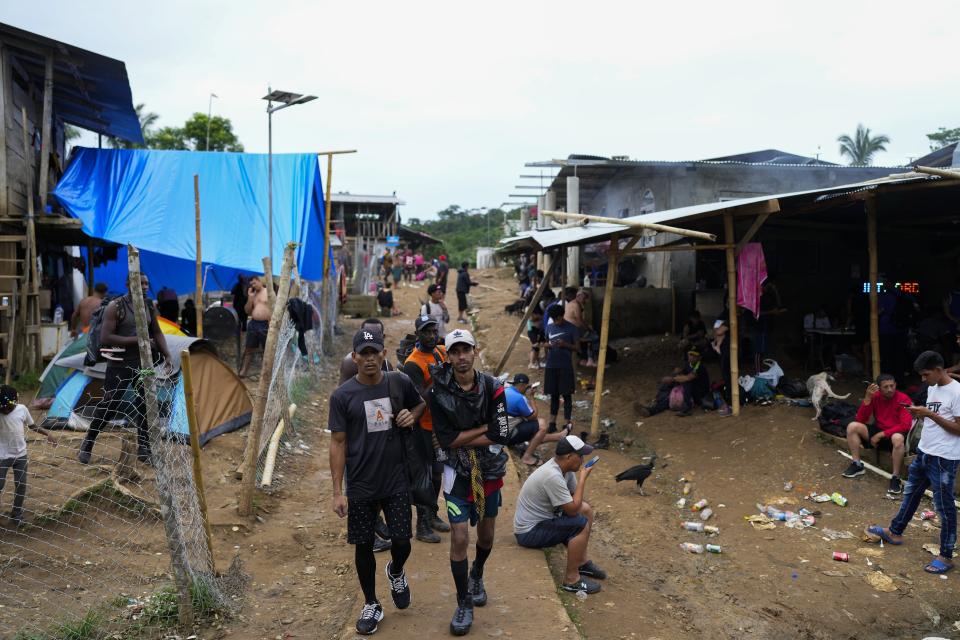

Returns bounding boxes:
[53,148,330,293]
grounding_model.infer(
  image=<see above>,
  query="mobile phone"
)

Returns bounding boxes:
[584,455,600,468]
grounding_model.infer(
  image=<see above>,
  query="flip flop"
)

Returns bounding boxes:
[864,525,902,545]
[924,558,953,574]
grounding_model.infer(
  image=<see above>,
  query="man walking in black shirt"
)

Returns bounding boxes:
[431,328,510,636]
[329,328,426,635]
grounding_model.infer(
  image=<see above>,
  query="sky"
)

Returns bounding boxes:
[4,1,959,220]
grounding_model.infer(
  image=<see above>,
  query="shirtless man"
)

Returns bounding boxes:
[565,289,599,367]
[239,276,273,377]
[70,283,108,337]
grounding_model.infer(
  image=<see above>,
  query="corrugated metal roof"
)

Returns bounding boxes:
[329,193,406,205]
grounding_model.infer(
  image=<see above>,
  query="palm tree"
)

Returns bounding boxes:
[837,124,890,167]
[107,103,159,149]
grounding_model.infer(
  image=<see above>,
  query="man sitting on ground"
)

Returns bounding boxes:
[637,348,711,418]
[679,310,708,354]
[514,435,606,595]
[842,374,912,494]
[505,374,568,466]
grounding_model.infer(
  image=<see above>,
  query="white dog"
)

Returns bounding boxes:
[807,372,850,420]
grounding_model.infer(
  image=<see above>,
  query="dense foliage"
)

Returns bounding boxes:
[407,205,523,266]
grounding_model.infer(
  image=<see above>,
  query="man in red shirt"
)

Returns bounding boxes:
[842,374,913,494]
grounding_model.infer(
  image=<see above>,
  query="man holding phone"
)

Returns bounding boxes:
[841,374,913,494]
[513,435,607,594]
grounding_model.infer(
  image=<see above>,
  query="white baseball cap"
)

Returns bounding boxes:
[445,328,476,348]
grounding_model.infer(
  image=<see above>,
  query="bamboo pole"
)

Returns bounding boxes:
[493,254,556,376]
[323,154,333,277]
[262,257,276,307]
[127,245,194,626]
[261,403,297,487]
[38,53,53,213]
[590,237,619,438]
[723,213,740,416]
[837,450,960,507]
[914,165,960,181]
[180,348,215,573]
[20,106,40,371]
[542,210,717,242]
[866,197,881,380]
[238,242,297,516]
[193,175,203,338]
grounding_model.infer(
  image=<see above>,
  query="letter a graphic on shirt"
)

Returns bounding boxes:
[364,398,393,433]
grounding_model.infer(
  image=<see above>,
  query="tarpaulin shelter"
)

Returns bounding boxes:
[52,148,331,293]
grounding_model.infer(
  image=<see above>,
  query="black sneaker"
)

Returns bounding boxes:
[372,536,392,553]
[385,561,411,610]
[356,601,384,635]
[561,576,601,594]
[416,518,441,543]
[375,516,390,540]
[429,513,451,533]
[468,566,487,607]
[578,560,607,579]
[888,476,903,495]
[842,461,865,478]
[450,597,474,636]
[8,512,24,528]
[77,449,91,465]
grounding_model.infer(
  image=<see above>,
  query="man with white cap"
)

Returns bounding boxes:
[514,434,607,594]
[430,328,510,636]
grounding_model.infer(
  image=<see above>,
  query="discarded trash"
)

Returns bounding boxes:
[691,499,709,511]
[600,418,615,428]
[833,552,849,562]
[680,542,704,554]
[573,400,590,409]
[808,493,833,503]
[745,514,777,531]
[830,492,848,507]
[705,544,722,554]
[864,571,897,592]
[822,528,856,540]
[703,525,720,535]
[534,393,550,402]
[575,590,588,601]
[675,498,687,508]
[602,389,610,396]
[681,521,705,532]
[682,483,692,496]
[923,543,941,556]
[699,508,714,521]
[784,481,794,491]
[920,510,937,521]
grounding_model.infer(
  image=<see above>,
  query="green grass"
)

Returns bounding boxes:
[13,610,105,640]
[11,369,41,394]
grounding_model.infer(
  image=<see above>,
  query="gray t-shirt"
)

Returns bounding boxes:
[514,458,577,535]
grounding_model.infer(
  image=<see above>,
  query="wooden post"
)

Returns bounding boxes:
[723,213,741,416]
[193,175,203,338]
[38,53,53,213]
[323,153,333,277]
[20,106,40,371]
[0,44,8,217]
[866,197,881,379]
[238,242,297,516]
[262,257,276,307]
[493,254,556,376]
[86,239,95,295]
[261,403,297,487]
[542,210,717,241]
[181,348,215,573]
[127,245,194,626]
[590,236,620,438]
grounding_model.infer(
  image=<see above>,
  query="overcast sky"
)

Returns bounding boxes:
[5,2,959,219]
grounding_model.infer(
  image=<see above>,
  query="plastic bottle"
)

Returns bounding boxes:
[703,525,720,534]
[675,498,687,508]
[830,492,848,507]
[699,508,714,521]
[53,305,64,324]
[705,544,722,554]
[691,499,709,511]
[681,521,705,532]
[682,483,692,495]
[680,542,704,554]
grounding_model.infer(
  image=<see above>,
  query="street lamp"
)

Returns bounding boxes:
[205,92,218,151]
[262,88,317,269]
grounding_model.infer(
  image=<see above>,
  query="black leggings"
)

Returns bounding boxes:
[550,394,572,421]
[355,537,412,604]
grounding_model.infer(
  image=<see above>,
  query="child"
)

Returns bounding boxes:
[0,385,56,526]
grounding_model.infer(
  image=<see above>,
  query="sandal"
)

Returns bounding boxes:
[925,558,953,574]
[864,525,903,545]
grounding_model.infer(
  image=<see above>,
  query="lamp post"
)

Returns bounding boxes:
[205,92,218,151]
[262,88,317,269]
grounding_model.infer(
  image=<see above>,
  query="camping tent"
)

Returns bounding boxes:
[52,148,332,293]
[41,335,252,446]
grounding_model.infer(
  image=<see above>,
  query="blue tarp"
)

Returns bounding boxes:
[53,148,330,293]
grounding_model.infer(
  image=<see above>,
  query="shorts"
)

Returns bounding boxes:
[457,291,469,312]
[347,491,412,545]
[246,319,268,349]
[515,514,588,549]
[862,423,894,451]
[544,367,575,396]
[528,328,544,347]
[507,419,539,445]
[445,490,502,526]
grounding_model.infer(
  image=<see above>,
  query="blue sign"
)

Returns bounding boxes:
[386,235,400,246]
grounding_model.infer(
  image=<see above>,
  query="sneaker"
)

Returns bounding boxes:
[356,601,384,635]
[578,560,607,579]
[137,447,152,464]
[450,597,474,636]
[385,561,411,610]
[888,476,903,495]
[372,536,392,553]
[468,566,487,607]
[842,461,865,478]
[374,516,390,539]
[416,518,441,543]
[592,433,610,450]
[561,576,602,594]
[77,449,91,465]
[429,513,451,533]
[8,512,24,528]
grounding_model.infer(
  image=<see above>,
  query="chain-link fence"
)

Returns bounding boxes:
[1,363,247,639]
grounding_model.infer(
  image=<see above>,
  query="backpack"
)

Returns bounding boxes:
[84,296,126,366]
[817,401,858,438]
[777,378,807,399]
[396,333,419,365]
[668,385,686,411]
[384,371,434,509]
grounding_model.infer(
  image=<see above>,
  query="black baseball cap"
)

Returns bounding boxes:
[353,328,385,353]
[555,435,594,456]
[427,284,440,295]
[415,314,439,331]
[509,373,530,385]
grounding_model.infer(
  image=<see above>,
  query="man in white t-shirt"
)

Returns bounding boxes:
[866,351,960,575]
[514,435,607,594]
[420,284,448,337]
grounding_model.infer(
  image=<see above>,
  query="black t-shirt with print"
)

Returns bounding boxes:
[328,373,423,500]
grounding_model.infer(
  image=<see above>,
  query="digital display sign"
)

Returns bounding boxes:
[862,281,920,294]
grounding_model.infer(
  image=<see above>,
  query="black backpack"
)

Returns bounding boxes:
[818,401,858,438]
[84,296,126,366]
[396,333,418,366]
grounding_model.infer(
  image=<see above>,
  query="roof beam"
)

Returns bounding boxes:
[734,199,780,255]
[542,210,717,242]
